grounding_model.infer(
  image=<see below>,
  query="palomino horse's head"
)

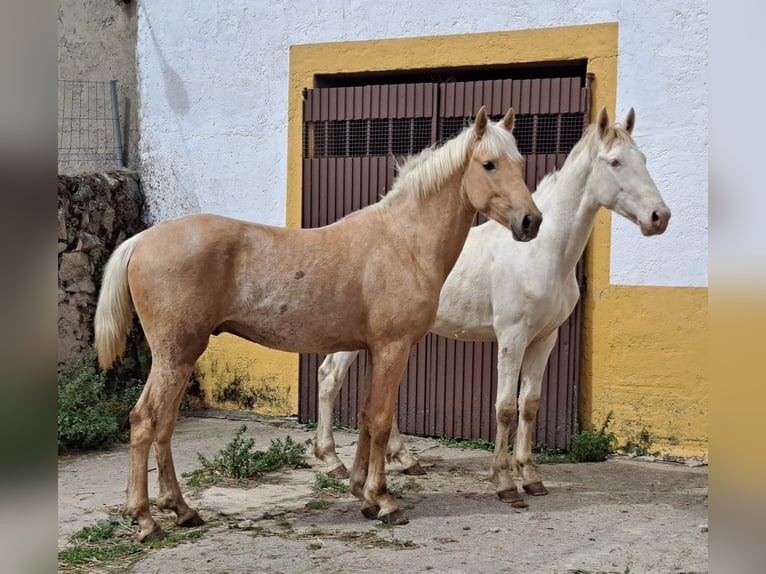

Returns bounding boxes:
[462,107,542,242]
[589,106,671,236]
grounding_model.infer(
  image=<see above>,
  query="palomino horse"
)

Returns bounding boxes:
[314,106,671,507]
[94,107,542,541]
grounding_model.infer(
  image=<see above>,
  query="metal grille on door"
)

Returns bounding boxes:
[299,76,590,450]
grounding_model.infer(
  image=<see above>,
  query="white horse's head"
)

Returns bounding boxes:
[588,106,671,236]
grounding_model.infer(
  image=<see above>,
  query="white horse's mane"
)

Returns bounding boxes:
[379,120,522,204]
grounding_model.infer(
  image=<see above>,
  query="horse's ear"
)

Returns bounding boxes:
[624,108,635,135]
[597,105,609,139]
[474,106,488,138]
[501,108,515,132]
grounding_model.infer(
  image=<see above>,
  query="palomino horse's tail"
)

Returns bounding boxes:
[94,234,141,370]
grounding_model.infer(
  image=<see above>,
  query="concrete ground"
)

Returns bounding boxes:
[58,413,708,573]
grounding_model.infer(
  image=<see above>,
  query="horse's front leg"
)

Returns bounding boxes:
[513,330,558,496]
[349,343,411,525]
[315,351,360,478]
[490,335,526,507]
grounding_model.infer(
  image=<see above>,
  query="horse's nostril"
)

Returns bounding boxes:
[522,214,532,231]
[651,210,660,223]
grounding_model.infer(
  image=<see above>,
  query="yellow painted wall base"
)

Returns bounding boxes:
[581,285,708,459]
[193,334,298,416]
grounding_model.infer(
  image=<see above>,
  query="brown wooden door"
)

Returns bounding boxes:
[299,75,589,450]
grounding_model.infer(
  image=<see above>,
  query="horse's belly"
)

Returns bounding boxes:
[430,316,496,342]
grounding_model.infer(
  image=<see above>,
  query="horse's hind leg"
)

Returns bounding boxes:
[152,370,205,528]
[124,338,207,542]
[386,418,425,475]
[315,351,360,478]
[124,380,163,541]
[513,331,558,496]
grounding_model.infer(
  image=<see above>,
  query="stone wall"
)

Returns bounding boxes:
[58,171,144,371]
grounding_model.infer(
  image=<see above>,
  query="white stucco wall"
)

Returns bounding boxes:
[136,1,707,288]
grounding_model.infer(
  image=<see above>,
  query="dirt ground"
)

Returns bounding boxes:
[58,412,708,573]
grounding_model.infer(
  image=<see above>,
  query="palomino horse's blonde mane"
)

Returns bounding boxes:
[380,120,523,204]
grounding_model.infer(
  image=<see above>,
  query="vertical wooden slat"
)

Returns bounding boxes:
[311,160,320,227]
[318,158,328,227]
[540,78,551,115]
[424,83,433,118]
[362,85,372,119]
[464,81,474,117]
[454,82,464,119]
[434,337,455,436]
[353,86,363,119]
[380,84,389,119]
[326,158,336,224]
[501,79,512,113]
[397,83,407,118]
[443,82,454,117]
[335,158,345,222]
[320,89,328,124]
[343,158,353,217]
[560,78,571,114]
[371,85,380,119]
[550,78,561,115]
[530,79,541,115]
[406,83,415,117]
[520,79,531,115]
[351,157,362,212]
[511,79,522,114]
[311,89,320,122]
[491,80,503,115]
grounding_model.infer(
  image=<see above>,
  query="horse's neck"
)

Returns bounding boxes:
[382,173,475,283]
[534,144,601,278]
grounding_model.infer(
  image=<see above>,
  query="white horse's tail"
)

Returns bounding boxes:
[94,234,141,370]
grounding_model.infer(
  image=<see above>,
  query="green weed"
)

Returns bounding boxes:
[437,437,499,451]
[313,472,350,495]
[570,411,617,462]
[58,516,202,569]
[183,425,311,485]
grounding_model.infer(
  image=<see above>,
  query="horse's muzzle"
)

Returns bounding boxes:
[511,211,542,242]
[639,204,671,236]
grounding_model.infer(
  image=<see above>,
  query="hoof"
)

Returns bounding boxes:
[523,481,549,496]
[178,512,206,527]
[379,509,409,525]
[361,505,380,520]
[328,465,349,479]
[402,462,427,476]
[497,488,528,508]
[141,526,167,543]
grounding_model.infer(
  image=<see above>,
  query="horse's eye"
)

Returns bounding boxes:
[610,158,621,168]
[483,161,496,171]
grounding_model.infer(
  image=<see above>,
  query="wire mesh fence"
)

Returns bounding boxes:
[58,79,124,172]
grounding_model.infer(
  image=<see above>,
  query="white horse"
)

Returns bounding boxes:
[313,106,671,507]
